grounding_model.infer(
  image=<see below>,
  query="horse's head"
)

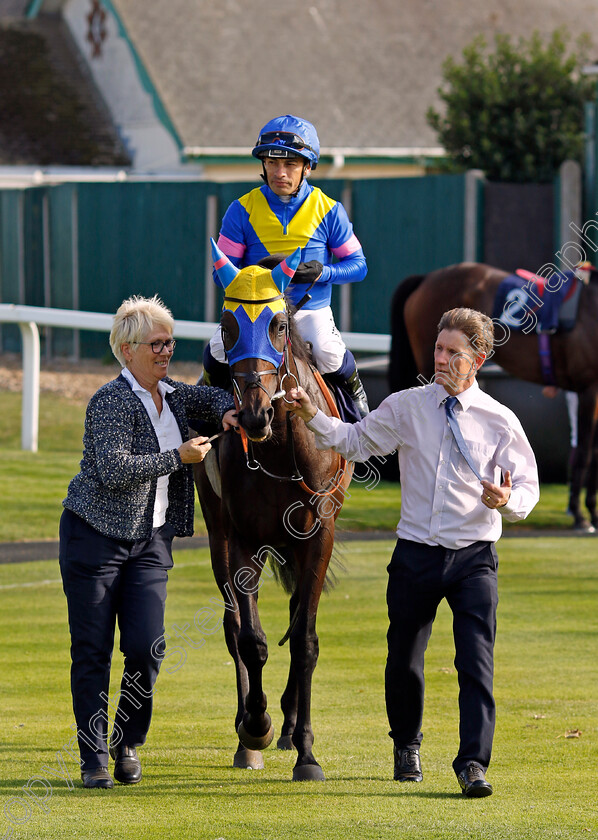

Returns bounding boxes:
[212,239,301,442]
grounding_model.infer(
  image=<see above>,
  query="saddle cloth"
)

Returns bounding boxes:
[493,268,581,334]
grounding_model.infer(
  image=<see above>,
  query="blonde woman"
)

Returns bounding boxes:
[59,295,236,789]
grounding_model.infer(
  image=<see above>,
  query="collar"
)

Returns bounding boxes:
[263,179,311,207]
[121,367,176,397]
[434,379,479,410]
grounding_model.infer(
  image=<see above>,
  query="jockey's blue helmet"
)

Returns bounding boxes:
[252,115,320,170]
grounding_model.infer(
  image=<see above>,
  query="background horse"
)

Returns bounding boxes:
[194,244,351,781]
[389,262,598,531]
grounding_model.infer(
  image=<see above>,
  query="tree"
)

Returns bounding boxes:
[427,29,595,183]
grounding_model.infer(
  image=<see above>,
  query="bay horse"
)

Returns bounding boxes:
[194,242,351,781]
[389,262,598,531]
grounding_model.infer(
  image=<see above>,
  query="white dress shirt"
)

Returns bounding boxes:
[307,380,539,550]
[121,367,183,528]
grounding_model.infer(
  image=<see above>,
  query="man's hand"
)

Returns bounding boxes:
[481,470,512,509]
[291,260,323,284]
[283,386,318,422]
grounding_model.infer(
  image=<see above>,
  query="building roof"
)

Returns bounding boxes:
[109,0,598,154]
[0,14,130,166]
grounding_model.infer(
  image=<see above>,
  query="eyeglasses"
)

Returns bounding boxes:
[256,131,314,153]
[134,339,176,354]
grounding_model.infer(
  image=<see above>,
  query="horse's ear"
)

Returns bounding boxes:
[211,238,240,289]
[271,247,301,292]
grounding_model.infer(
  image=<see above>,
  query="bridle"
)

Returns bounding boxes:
[222,295,345,496]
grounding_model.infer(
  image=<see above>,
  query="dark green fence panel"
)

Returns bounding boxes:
[0,190,23,351]
[76,182,213,359]
[23,188,45,308]
[0,175,467,358]
[351,174,466,333]
[49,184,77,356]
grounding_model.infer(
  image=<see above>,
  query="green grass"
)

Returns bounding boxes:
[0,391,579,542]
[1,538,597,839]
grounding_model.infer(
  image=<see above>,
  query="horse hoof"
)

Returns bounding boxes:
[276,734,294,751]
[237,720,275,752]
[292,763,325,782]
[233,748,264,770]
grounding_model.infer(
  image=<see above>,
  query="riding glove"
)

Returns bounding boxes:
[291,260,323,284]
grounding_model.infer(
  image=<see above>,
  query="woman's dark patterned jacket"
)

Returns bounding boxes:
[63,374,234,540]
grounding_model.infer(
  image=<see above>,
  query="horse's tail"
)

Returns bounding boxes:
[268,550,297,597]
[269,546,343,598]
[388,274,424,392]
[271,546,345,646]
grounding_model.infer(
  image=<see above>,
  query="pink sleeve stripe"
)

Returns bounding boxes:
[281,260,296,277]
[332,234,361,258]
[217,234,245,259]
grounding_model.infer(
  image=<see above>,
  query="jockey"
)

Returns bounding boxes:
[202,114,369,420]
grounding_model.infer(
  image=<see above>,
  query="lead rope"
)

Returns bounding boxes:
[234,339,351,496]
[296,368,351,498]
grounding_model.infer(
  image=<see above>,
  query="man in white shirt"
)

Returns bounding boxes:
[284,307,539,797]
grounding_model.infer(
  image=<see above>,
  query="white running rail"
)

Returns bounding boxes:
[0,304,390,451]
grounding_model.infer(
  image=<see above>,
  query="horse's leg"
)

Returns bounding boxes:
[277,589,300,750]
[212,547,265,770]
[568,387,598,532]
[195,465,264,769]
[231,538,275,753]
[288,536,332,782]
[584,420,598,530]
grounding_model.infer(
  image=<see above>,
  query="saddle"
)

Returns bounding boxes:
[492,268,584,386]
[493,268,581,335]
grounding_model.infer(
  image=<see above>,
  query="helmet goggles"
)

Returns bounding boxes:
[256,131,315,155]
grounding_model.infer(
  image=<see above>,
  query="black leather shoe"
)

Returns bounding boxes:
[457,762,493,797]
[393,746,423,782]
[81,767,114,789]
[109,743,142,784]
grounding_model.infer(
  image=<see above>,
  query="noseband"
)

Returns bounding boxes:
[230,341,299,406]
[220,286,344,496]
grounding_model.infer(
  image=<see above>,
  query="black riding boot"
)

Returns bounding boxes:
[343,367,370,419]
[325,350,370,422]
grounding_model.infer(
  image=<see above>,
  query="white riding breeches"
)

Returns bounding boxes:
[209,328,227,363]
[289,307,346,373]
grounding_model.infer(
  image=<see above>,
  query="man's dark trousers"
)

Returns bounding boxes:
[385,538,499,774]
[59,509,174,770]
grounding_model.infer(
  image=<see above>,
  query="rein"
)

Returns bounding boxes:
[234,341,349,498]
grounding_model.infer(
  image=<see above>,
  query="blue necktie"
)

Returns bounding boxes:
[444,396,483,481]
